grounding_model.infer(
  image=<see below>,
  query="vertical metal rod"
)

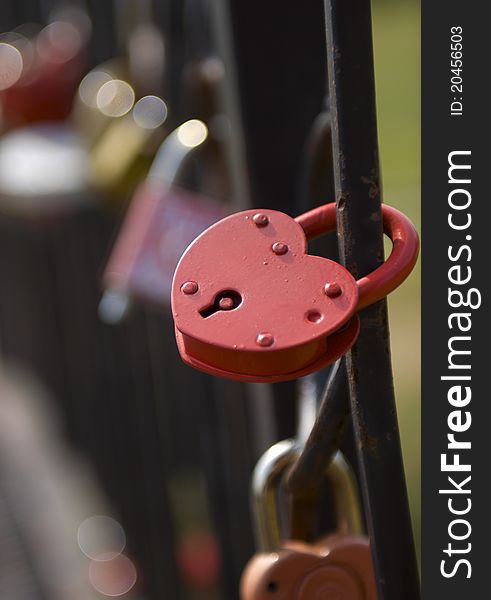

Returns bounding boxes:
[323,1,420,598]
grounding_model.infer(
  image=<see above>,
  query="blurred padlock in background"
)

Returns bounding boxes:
[0,1,420,599]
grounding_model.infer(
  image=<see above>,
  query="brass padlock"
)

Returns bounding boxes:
[240,439,377,599]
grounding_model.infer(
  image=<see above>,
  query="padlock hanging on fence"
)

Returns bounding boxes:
[99,119,227,324]
[75,28,167,202]
[98,44,234,321]
[0,10,167,219]
[240,360,375,599]
[72,47,167,201]
[171,202,418,382]
[240,438,376,600]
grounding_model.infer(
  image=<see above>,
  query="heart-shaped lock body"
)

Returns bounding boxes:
[172,202,419,382]
[241,534,376,600]
[172,208,360,382]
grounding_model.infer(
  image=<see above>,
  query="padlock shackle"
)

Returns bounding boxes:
[147,119,208,187]
[295,202,419,310]
[252,440,363,552]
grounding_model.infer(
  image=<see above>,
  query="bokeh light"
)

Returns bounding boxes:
[200,57,225,85]
[133,95,168,129]
[97,80,135,117]
[37,21,83,63]
[77,515,126,561]
[79,70,113,108]
[176,530,221,590]
[89,554,137,597]
[128,22,165,86]
[177,119,208,148]
[0,42,24,90]
[0,125,88,198]
[49,6,92,41]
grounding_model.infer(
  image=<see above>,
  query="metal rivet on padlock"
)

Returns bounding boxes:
[324,281,342,298]
[240,439,376,600]
[171,202,418,382]
[271,241,289,255]
[253,213,269,227]
[182,281,199,295]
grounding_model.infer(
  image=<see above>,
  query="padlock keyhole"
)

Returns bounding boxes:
[199,290,242,318]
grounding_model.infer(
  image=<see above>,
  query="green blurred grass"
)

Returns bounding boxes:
[372,0,421,556]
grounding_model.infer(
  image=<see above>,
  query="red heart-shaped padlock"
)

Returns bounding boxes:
[172,208,359,382]
[171,203,418,382]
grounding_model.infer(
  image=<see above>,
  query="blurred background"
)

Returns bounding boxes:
[0,0,420,598]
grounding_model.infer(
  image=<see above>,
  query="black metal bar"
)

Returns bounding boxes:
[286,108,349,498]
[287,360,349,497]
[323,1,420,598]
[217,0,327,213]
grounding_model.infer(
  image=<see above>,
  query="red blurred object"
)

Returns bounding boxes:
[171,203,418,382]
[1,22,87,127]
[103,181,226,308]
[89,554,138,596]
[176,530,221,590]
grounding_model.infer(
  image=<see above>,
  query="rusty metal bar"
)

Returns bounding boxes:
[287,360,349,497]
[323,0,420,598]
